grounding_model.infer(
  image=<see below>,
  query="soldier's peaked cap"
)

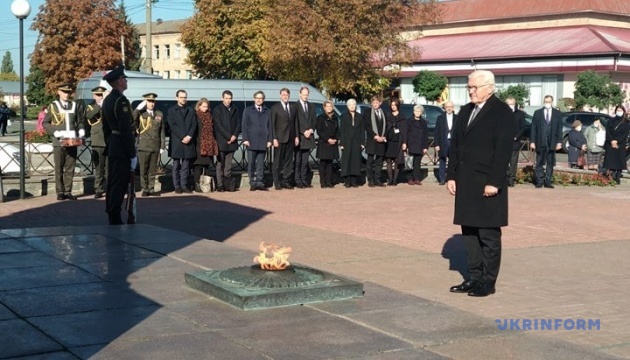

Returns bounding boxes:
[91,86,107,94]
[102,65,127,83]
[143,93,158,101]
[57,83,73,92]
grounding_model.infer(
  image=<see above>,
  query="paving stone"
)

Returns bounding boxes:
[0,264,102,291]
[75,256,200,283]
[1,226,105,238]
[0,252,66,269]
[0,319,62,358]
[0,282,156,317]
[340,348,449,360]
[0,302,15,320]
[10,351,81,360]
[0,238,33,253]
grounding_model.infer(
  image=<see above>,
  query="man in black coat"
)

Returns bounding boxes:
[242,91,272,191]
[506,97,527,187]
[529,95,563,188]
[434,101,458,185]
[363,96,387,187]
[167,90,197,194]
[213,90,241,192]
[101,66,137,225]
[294,86,317,188]
[271,88,299,190]
[447,70,516,297]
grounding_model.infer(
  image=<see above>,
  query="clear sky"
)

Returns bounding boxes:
[0,0,195,76]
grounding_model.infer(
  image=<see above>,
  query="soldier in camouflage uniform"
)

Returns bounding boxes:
[85,86,108,198]
[133,93,165,196]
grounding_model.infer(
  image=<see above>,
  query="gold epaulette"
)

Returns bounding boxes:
[139,114,152,134]
[87,105,101,126]
[50,105,63,126]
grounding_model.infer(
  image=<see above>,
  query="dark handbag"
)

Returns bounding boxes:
[576,151,586,168]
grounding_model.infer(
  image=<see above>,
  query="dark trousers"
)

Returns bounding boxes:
[318,159,334,186]
[106,156,131,225]
[216,151,234,187]
[438,140,450,183]
[53,146,77,194]
[92,147,107,194]
[411,155,423,181]
[273,142,294,186]
[171,158,191,190]
[294,149,311,185]
[138,151,158,192]
[193,164,210,184]
[508,149,519,185]
[0,118,7,136]
[534,148,555,185]
[248,150,266,187]
[461,226,502,285]
[366,154,383,184]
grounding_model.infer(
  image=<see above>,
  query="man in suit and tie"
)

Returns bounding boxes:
[242,91,272,191]
[294,86,317,188]
[435,101,458,185]
[447,70,516,297]
[529,95,563,188]
[271,88,299,190]
[506,97,527,187]
[213,90,241,192]
[363,96,387,187]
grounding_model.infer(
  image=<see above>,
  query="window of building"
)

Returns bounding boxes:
[153,45,159,60]
[174,70,181,79]
[164,70,170,79]
[174,44,181,59]
[186,70,192,79]
[164,44,170,59]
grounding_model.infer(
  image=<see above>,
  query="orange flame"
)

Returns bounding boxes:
[253,241,292,270]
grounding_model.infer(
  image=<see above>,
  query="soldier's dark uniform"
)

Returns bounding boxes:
[85,86,108,198]
[133,93,165,196]
[101,66,136,225]
[43,83,85,201]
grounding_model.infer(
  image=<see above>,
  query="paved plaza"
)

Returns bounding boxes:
[0,181,629,359]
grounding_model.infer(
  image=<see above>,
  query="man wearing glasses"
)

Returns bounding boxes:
[242,91,272,191]
[85,86,108,199]
[446,70,515,297]
[43,83,86,201]
[167,90,197,194]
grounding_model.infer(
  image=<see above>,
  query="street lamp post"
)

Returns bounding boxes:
[11,0,31,200]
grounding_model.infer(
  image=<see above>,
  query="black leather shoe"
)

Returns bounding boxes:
[182,188,193,194]
[94,192,104,199]
[368,183,375,188]
[376,182,386,187]
[468,282,496,297]
[250,186,257,191]
[141,191,150,197]
[274,185,283,190]
[149,190,160,196]
[174,187,182,194]
[344,183,352,188]
[296,183,305,189]
[450,280,480,293]
[282,182,294,189]
[65,194,77,200]
[217,186,225,192]
[57,194,65,201]
[258,185,269,191]
[544,183,554,189]
[535,184,543,188]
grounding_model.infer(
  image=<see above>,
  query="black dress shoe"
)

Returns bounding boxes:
[258,185,269,191]
[282,183,294,190]
[250,186,257,191]
[217,186,225,192]
[141,191,150,197]
[351,183,360,188]
[174,187,183,194]
[274,185,283,190]
[544,183,554,189]
[64,194,77,200]
[57,194,65,201]
[468,282,496,297]
[296,183,305,189]
[182,188,193,194]
[344,183,352,188]
[450,280,480,293]
[94,193,104,199]
[368,183,375,188]
[376,182,386,187]
[535,184,543,188]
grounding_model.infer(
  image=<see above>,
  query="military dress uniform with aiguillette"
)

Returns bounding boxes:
[85,90,107,198]
[133,97,165,196]
[101,86,136,225]
[43,92,85,200]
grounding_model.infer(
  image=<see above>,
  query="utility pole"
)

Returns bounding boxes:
[121,35,125,66]
[142,0,153,74]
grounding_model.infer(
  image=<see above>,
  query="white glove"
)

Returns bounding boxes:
[53,131,62,138]
[160,149,164,154]
[135,100,147,111]
[78,129,85,138]
[130,157,138,170]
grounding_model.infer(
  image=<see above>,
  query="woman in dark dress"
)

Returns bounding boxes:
[567,120,587,168]
[603,105,630,184]
[384,98,407,186]
[193,98,219,192]
[316,101,339,188]
[339,99,364,188]
[405,105,429,185]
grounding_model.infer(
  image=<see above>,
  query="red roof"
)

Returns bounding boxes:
[407,26,630,62]
[438,0,630,23]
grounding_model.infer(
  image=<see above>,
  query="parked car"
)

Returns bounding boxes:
[0,143,21,175]
[561,112,611,153]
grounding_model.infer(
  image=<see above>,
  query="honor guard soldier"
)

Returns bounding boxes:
[43,83,86,201]
[133,92,165,196]
[85,86,108,198]
[101,66,137,225]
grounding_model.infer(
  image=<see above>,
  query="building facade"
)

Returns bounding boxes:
[136,19,196,79]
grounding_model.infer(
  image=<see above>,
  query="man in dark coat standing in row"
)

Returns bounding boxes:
[85,86,108,198]
[364,96,387,187]
[242,91,272,191]
[506,96,527,187]
[213,90,241,192]
[294,86,317,188]
[101,65,137,225]
[447,70,516,297]
[271,88,298,190]
[530,95,563,188]
[435,101,458,185]
[167,90,197,194]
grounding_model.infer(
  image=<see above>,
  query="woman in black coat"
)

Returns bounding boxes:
[405,105,429,185]
[384,98,407,186]
[316,101,339,188]
[603,105,630,184]
[339,99,364,188]
[567,120,586,168]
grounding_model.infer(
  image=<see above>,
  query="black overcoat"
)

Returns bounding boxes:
[212,103,241,152]
[241,105,272,151]
[530,107,562,149]
[512,109,526,151]
[406,117,429,155]
[296,100,317,150]
[567,129,586,164]
[100,89,136,159]
[435,113,459,157]
[167,104,197,159]
[603,116,630,170]
[316,113,339,160]
[363,108,386,156]
[385,112,407,164]
[446,95,516,228]
[339,111,364,177]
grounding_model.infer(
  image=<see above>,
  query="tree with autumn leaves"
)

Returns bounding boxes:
[29,0,140,99]
[181,0,441,99]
